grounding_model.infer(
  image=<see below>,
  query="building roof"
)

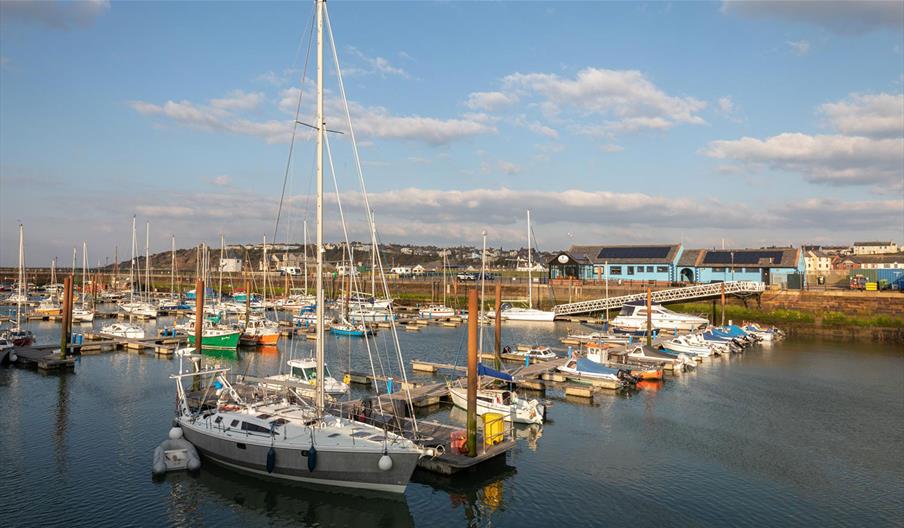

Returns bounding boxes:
[555,244,681,265]
[677,249,703,267]
[846,255,904,264]
[854,241,894,246]
[806,249,831,258]
[699,248,800,268]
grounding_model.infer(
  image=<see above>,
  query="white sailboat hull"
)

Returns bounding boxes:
[500,308,555,322]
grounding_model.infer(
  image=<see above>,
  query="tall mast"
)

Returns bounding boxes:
[130,216,136,304]
[145,221,150,301]
[219,234,224,303]
[262,235,268,308]
[371,209,376,298]
[527,209,532,309]
[171,235,175,297]
[16,224,23,329]
[315,0,325,414]
[82,241,88,308]
[442,250,447,306]
[303,219,308,295]
[71,246,77,279]
[51,257,56,286]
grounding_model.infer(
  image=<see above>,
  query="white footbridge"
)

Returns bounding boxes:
[552,281,765,317]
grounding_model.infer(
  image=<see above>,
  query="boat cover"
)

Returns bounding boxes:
[478,363,513,381]
[575,358,619,375]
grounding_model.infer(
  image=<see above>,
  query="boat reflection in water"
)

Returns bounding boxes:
[636,380,664,392]
[161,462,414,527]
[417,464,516,525]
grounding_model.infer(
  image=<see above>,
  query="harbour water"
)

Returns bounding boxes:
[1,315,902,527]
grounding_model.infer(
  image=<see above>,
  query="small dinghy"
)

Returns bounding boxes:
[152,426,200,476]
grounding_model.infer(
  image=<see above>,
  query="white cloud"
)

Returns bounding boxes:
[345,47,410,78]
[210,175,231,186]
[819,92,904,138]
[502,67,706,134]
[702,133,904,186]
[722,1,904,35]
[210,90,264,111]
[599,144,624,153]
[465,91,519,111]
[132,86,494,146]
[0,0,109,29]
[717,96,745,122]
[786,39,811,56]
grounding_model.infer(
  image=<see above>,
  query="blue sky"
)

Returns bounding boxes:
[1,0,902,265]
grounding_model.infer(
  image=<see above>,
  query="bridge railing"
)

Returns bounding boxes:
[553,281,765,316]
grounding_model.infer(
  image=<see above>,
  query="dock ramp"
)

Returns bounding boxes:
[552,281,765,317]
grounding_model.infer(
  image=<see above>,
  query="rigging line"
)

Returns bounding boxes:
[324,7,418,434]
[272,5,316,246]
[324,132,385,413]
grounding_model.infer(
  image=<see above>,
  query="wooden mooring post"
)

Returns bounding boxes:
[494,282,502,370]
[59,277,72,359]
[467,288,478,458]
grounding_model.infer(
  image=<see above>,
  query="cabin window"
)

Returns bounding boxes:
[646,266,654,273]
[230,419,239,428]
[305,368,318,380]
[236,443,246,450]
[240,421,271,434]
[214,416,223,424]
[609,266,622,275]
[657,266,668,273]
[291,367,305,378]
[627,266,634,275]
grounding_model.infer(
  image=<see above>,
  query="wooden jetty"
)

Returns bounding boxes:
[13,346,75,371]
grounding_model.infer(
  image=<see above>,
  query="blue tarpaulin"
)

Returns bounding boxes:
[477,363,513,381]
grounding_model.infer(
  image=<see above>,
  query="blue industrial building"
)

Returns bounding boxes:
[548,245,683,282]
[550,244,806,286]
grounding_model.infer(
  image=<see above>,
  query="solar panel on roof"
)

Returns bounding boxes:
[702,251,785,265]
[597,246,671,260]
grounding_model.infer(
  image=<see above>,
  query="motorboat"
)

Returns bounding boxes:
[660,334,714,358]
[119,301,158,318]
[330,321,374,337]
[186,324,241,351]
[622,344,695,370]
[611,301,708,332]
[447,363,545,424]
[558,357,629,385]
[100,322,145,339]
[33,297,62,316]
[348,309,396,324]
[500,307,555,322]
[240,317,280,346]
[71,307,95,323]
[171,368,426,494]
[503,344,556,361]
[584,345,663,380]
[743,323,784,341]
[417,305,455,319]
[265,358,349,396]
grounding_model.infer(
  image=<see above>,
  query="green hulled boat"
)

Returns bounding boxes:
[187,328,241,351]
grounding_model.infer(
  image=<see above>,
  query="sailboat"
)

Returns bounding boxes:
[103,217,147,338]
[1,225,35,346]
[501,210,555,322]
[33,257,63,316]
[118,218,158,318]
[418,251,455,318]
[170,1,427,492]
[72,242,95,323]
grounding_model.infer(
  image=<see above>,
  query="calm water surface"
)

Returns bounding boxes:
[1,313,902,527]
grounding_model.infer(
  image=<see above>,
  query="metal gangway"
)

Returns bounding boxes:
[552,281,765,317]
